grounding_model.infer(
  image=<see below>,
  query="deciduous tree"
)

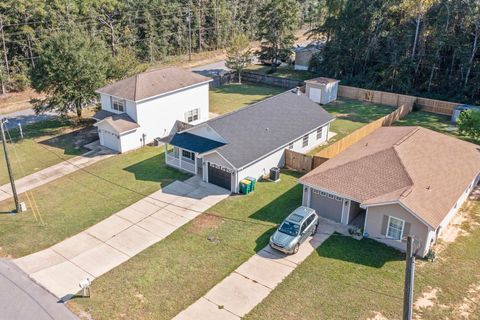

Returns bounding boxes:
[225,33,252,83]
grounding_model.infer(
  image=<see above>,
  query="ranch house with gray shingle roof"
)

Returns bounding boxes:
[161,89,334,193]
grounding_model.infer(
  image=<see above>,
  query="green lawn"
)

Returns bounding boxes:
[307,99,395,155]
[245,198,480,320]
[245,64,318,81]
[70,170,302,320]
[0,146,188,258]
[395,110,480,145]
[0,118,96,185]
[209,83,284,115]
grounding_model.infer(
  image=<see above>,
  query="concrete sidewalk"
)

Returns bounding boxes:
[0,259,77,320]
[15,176,230,300]
[0,144,114,202]
[174,219,339,320]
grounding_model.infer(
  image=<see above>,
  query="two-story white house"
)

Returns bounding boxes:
[93,67,212,153]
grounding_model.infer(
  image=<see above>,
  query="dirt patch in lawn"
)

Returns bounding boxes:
[367,311,388,320]
[414,287,440,310]
[453,282,480,319]
[186,213,224,234]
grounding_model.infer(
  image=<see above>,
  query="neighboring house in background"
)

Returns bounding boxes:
[294,43,322,71]
[305,77,340,105]
[93,67,212,153]
[299,126,480,257]
[161,89,334,193]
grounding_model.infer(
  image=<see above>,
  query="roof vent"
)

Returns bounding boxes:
[426,186,431,191]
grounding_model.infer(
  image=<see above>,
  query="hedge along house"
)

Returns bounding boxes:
[93,67,212,153]
[299,126,480,257]
[161,89,334,192]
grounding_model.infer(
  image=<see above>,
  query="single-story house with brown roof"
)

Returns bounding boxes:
[299,126,480,256]
[93,67,212,153]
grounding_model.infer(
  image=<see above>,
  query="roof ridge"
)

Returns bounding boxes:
[394,126,420,146]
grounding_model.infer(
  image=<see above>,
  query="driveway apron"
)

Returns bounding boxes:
[174,218,339,320]
[14,176,230,300]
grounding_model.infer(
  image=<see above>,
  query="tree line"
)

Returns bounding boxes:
[308,0,480,104]
[0,0,311,95]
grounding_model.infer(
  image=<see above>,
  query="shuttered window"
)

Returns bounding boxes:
[386,216,404,240]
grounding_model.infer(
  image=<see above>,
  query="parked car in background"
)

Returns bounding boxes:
[269,206,319,254]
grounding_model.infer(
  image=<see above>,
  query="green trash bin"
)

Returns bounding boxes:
[240,179,252,194]
[245,176,257,191]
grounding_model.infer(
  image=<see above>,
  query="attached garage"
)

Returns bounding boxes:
[207,162,232,190]
[309,189,343,223]
[98,128,121,152]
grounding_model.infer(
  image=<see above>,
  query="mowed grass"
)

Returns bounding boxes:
[245,197,480,320]
[0,146,188,258]
[308,99,395,155]
[209,83,284,115]
[0,118,95,185]
[395,110,480,145]
[69,171,302,320]
[245,64,318,81]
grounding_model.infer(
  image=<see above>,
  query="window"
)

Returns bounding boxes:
[288,142,294,149]
[320,191,327,197]
[335,196,343,201]
[327,193,334,199]
[185,108,200,123]
[313,189,320,195]
[302,134,309,147]
[305,214,315,227]
[300,221,308,234]
[387,217,404,240]
[316,127,323,140]
[111,97,125,112]
[182,150,195,161]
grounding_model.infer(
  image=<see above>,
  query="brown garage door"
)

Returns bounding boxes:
[208,163,232,191]
[310,190,343,223]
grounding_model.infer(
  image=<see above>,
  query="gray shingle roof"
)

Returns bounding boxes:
[204,90,334,168]
[93,109,139,133]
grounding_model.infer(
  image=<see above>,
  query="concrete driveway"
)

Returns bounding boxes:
[15,176,230,300]
[0,142,115,203]
[0,259,77,320]
[174,218,341,320]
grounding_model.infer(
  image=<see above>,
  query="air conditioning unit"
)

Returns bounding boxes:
[269,167,280,182]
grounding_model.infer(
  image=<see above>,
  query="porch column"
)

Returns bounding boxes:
[194,154,198,175]
[164,143,168,164]
[179,148,182,170]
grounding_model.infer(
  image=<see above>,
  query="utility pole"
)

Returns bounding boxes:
[187,9,192,61]
[403,235,415,320]
[0,119,20,213]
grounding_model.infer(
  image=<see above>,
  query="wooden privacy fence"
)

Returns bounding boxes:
[285,103,413,172]
[337,85,460,115]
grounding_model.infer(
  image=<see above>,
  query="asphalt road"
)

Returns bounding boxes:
[0,108,56,130]
[0,259,78,320]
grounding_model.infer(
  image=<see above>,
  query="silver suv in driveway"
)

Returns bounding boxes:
[269,206,319,254]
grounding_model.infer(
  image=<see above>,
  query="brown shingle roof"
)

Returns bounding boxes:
[96,67,212,101]
[300,126,480,228]
[93,109,139,133]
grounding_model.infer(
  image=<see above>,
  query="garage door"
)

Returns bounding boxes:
[309,87,322,103]
[208,163,232,190]
[310,190,342,222]
[99,129,120,152]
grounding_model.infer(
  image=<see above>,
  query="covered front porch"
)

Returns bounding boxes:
[165,145,202,175]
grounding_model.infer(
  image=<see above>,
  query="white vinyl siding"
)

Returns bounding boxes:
[387,216,404,240]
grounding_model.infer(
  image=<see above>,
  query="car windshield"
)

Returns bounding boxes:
[278,221,300,237]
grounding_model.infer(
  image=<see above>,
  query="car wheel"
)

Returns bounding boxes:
[312,223,318,235]
[292,244,300,255]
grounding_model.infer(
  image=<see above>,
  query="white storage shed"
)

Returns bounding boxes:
[305,77,340,105]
